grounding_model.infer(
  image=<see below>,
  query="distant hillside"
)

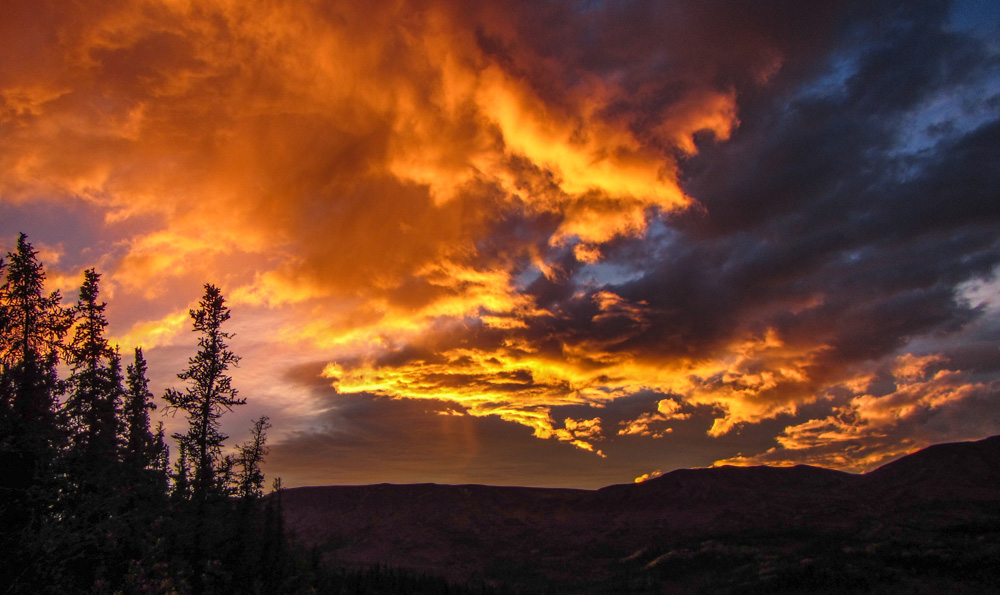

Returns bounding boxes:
[281,436,1000,594]
[860,435,1000,500]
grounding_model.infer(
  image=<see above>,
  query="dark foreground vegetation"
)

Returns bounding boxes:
[610,524,1000,594]
[0,233,493,594]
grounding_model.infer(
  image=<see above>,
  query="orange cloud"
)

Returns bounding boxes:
[1,0,723,305]
[110,309,190,352]
[634,470,663,484]
[619,399,688,438]
[680,330,832,437]
[714,355,998,472]
[654,88,739,155]
[316,320,844,454]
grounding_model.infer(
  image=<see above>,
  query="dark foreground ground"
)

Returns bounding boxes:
[281,435,1000,594]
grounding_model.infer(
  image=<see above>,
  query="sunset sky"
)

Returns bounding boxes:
[2,0,998,488]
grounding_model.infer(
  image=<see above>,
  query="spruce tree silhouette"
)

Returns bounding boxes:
[0,234,71,490]
[124,347,166,477]
[0,234,72,593]
[233,415,271,500]
[163,284,246,593]
[65,269,122,470]
[164,284,246,504]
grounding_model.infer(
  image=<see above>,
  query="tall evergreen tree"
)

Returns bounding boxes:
[0,234,72,593]
[164,284,246,504]
[65,269,121,465]
[104,347,128,464]
[124,347,158,469]
[0,233,71,489]
[56,272,132,592]
[0,234,72,363]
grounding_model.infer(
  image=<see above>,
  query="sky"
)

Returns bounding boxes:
[1,0,999,489]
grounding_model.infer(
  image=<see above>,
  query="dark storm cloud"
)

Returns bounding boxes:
[581,0,1000,463]
[632,0,1000,366]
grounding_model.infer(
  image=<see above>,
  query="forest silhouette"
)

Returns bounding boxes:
[0,233,491,595]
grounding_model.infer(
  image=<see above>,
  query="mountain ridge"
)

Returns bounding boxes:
[280,435,1000,593]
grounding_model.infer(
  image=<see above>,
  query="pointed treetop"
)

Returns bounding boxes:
[191,284,232,335]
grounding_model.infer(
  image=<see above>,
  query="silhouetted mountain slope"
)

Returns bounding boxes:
[860,435,1000,500]
[281,436,1000,594]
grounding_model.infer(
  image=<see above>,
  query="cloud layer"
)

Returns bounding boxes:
[2,0,998,486]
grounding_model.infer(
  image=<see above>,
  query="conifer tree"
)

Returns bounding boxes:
[164,284,246,504]
[124,347,158,469]
[65,269,123,466]
[234,416,271,500]
[105,345,128,446]
[152,421,170,478]
[0,234,71,592]
[0,233,71,489]
[172,441,192,501]
[0,234,71,364]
